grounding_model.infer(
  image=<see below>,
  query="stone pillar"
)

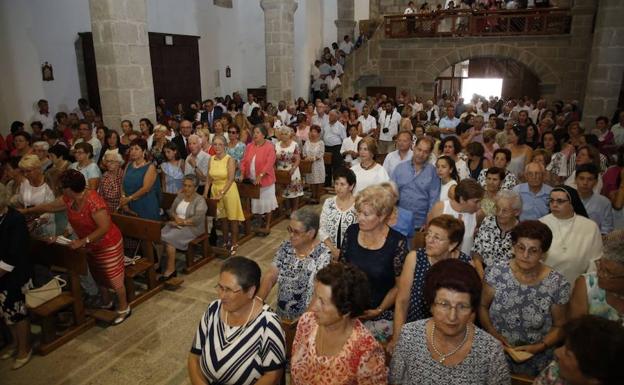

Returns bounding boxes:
[261,0,298,104]
[336,0,356,43]
[89,0,156,129]
[582,0,624,129]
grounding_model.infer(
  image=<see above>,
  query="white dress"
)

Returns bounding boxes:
[539,214,603,284]
[439,180,457,201]
[351,163,389,195]
[250,155,278,215]
[442,200,477,256]
[19,179,56,238]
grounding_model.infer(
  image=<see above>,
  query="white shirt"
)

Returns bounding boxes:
[404,7,415,14]
[340,136,362,164]
[351,163,389,194]
[353,100,366,114]
[383,149,413,176]
[339,41,354,55]
[378,109,401,141]
[310,65,321,80]
[539,214,602,283]
[323,121,346,147]
[176,200,190,219]
[358,115,377,135]
[72,136,102,163]
[331,63,344,77]
[277,109,291,125]
[242,102,259,117]
[478,108,496,121]
[311,114,329,133]
[325,76,342,91]
[32,111,55,131]
[611,123,624,146]
[411,102,424,113]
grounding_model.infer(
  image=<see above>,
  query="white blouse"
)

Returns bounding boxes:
[351,163,389,195]
[318,196,357,248]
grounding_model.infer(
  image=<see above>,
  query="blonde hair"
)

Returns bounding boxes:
[18,154,42,169]
[153,124,168,133]
[355,184,396,219]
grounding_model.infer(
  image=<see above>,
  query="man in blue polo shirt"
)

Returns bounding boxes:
[513,162,552,221]
[391,137,440,230]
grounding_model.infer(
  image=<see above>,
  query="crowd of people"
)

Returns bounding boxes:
[1,89,623,385]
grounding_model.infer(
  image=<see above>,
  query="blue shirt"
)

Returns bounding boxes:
[582,193,614,234]
[392,161,440,228]
[513,183,552,221]
[323,121,346,146]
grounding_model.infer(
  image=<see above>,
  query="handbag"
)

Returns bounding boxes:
[25,276,67,308]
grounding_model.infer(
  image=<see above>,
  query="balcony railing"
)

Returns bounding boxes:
[384,8,571,38]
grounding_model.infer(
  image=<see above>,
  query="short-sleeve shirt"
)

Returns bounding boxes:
[190,300,286,385]
[471,215,515,269]
[273,240,331,320]
[70,161,101,182]
[339,224,408,318]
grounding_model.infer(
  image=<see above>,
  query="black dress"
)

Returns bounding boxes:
[339,223,408,320]
[0,207,32,324]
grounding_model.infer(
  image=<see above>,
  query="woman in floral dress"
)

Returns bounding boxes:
[275,126,303,212]
[302,125,325,204]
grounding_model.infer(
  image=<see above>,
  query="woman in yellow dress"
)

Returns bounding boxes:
[204,135,245,256]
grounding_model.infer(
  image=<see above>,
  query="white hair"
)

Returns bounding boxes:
[33,141,49,150]
[104,149,124,164]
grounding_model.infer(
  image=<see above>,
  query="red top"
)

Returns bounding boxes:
[63,189,122,249]
[240,140,276,187]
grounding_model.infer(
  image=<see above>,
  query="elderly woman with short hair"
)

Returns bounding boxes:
[472,190,522,279]
[290,263,388,385]
[340,184,409,342]
[18,155,56,239]
[98,150,124,213]
[275,125,304,212]
[390,259,510,385]
[160,174,207,281]
[0,184,34,369]
[188,256,286,385]
[70,142,101,190]
[480,220,570,376]
[569,229,624,323]
[258,207,331,320]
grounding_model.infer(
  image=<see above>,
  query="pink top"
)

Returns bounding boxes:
[290,312,388,385]
[240,140,276,187]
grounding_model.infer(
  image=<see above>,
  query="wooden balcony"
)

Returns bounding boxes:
[384,8,571,38]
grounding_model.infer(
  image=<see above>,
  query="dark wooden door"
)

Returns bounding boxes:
[149,33,201,110]
[78,32,201,118]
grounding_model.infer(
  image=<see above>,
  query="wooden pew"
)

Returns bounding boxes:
[237,181,261,238]
[28,241,95,355]
[185,198,218,273]
[111,213,164,306]
[274,170,293,223]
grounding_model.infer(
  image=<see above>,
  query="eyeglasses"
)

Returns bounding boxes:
[287,226,307,236]
[548,198,569,205]
[514,243,542,257]
[425,231,448,244]
[215,283,243,295]
[434,301,472,315]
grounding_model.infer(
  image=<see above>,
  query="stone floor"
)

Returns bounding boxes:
[1,219,292,385]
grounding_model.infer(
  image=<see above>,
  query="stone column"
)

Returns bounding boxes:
[89,0,156,129]
[582,0,624,129]
[261,0,298,104]
[336,0,356,43]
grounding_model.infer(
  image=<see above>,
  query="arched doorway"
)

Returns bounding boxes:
[434,57,541,102]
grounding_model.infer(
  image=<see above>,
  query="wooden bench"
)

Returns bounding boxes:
[374,153,388,165]
[162,192,219,272]
[111,213,165,305]
[237,181,261,239]
[28,241,95,355]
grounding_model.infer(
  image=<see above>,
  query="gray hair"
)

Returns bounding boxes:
[188,134,201,146]
[603,230,624,263]
[183,174,199,186]
[495,190,522,211]
[103,149,124,164]
[212,134,228,145]
[290,207,320,236]
[0,183,10,209]
[33,141,50,150]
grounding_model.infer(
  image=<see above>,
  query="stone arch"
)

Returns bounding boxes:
[422,43,560,87]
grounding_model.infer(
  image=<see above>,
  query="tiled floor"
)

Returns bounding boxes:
[1,219,292,385]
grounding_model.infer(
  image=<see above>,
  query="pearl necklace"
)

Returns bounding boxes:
[223,299,256,346]
[431,322,470,364]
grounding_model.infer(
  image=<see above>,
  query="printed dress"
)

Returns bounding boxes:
[486,261,571,375]
[273,240,331,320]
[290,312,388,385]
[302,139,325,184]
[275,141,304,198]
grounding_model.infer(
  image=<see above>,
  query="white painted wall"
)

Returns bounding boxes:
[0,0,337,133]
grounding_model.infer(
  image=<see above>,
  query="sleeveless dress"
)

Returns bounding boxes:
[64,190,124,290]
[123,162,161,220]
[161,160,184,193]
[226,141,246,180]
[276,141,304,198]
[508,152,526,177]
[583,272,623,324]
[209,154,245,221]
[442,200,477,256]
[302,140,325,184]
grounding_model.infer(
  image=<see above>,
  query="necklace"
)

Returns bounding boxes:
[555,215,576,253]
[223,299,256,346]
[294,242,315,258]
[431,322,470,364]
[360,160,376,170]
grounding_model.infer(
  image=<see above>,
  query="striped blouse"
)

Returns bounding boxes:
[191,300,286,385]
